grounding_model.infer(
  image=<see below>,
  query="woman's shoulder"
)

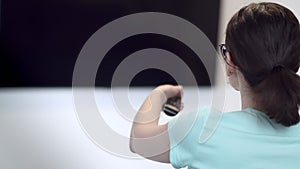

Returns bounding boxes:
[218,108,300,137]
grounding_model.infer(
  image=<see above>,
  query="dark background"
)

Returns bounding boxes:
[0,0,220,87]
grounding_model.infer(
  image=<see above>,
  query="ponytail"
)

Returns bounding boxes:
[253,66,300,127]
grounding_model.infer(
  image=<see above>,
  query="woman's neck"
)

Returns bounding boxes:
[240,86,264,112]
[238,75,261,111]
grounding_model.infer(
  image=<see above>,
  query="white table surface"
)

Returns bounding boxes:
[0,86,240,169]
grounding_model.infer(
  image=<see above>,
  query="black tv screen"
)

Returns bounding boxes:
[0,0,220,87]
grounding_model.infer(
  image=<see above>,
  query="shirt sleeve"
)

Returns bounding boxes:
[168,107,211,168]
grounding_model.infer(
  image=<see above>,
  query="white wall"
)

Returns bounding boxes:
[216,0,300,111]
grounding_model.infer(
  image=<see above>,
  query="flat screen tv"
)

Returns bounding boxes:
[0,0,220,87]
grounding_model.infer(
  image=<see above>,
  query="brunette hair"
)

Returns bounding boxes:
[225,2,300,126]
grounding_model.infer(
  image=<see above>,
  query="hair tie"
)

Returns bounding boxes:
[272,64,285,71]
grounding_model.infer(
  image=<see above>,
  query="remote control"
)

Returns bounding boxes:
[163,97,181,116]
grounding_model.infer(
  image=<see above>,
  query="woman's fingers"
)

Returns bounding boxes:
[180,102,184,111]
[154,85,183,99]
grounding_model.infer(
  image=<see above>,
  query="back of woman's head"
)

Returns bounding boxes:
[225,2,300,126]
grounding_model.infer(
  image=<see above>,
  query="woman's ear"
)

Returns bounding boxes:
[225,52,240,91]
[225,52,237,76]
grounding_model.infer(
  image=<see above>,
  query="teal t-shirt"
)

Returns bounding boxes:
[168,108,300,169]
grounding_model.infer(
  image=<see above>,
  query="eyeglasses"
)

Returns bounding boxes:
[219,44,227,61]
[219,43,237,68]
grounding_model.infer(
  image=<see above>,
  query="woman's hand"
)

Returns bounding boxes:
[153,84,183,103]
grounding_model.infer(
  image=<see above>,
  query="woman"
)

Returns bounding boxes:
[130,2,300,168]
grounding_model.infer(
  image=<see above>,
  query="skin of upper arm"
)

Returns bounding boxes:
[130,123,171,163]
